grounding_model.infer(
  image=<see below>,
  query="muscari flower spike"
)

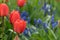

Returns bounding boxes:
[51,15,55,24]
[34,18,39,28]
[22,16,27,21]
[43,22,48,28]
[51,15,58,29]
[43,22,48,32]
[23,28,31,37]
[42,3,52,16]
[23,28,29,37]
[42,3,47,10]
[37,18,42,24]
[34,18,37,25]
[21,11,30,21]
[34,18,43,28]
[52,21,58,29]
[21,11,29,18]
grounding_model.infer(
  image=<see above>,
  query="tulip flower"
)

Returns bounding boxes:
[13,19,26,34]
[10,10,20,24]
[0,3,9,16]
[17,0,26,7]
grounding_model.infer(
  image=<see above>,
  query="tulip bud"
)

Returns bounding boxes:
[17,0,26,7]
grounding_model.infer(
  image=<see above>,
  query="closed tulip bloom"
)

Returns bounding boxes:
[10,10,20,24]
[17,0,26,7]
[0,3,9,16]
[13,19,26,34]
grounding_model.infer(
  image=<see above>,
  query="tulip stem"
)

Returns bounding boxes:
[1,16,4,40]
[1,0,5,40]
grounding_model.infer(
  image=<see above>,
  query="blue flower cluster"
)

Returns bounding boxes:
[51,15,58,29]
[42,3,52,16]
[21,11,30,24]
[43,22,48,28]
[23,27,37,37]
[43,22,48,32]
[42,2,58,29]
[34,18,42,28]
[34,18,42,24]
[23,28,30,37]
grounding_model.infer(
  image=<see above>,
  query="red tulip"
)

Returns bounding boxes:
[0,3,9,16]
[10,10,20,24]
[13,19,26,34]
[17,0,26,7]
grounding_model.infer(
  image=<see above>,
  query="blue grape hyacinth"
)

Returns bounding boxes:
[37,19,42,24]
[23,28,31,37]
[51,15,55,24]
[34,18,42,25]
[34,18,43,28]
[50,15,58,29]
[21,11,30,22]
[21,11,29,18]
[43,22,48,28]
[22,16,27,21]
[43,22,48,32]
[42,3,52,16]
[52,21,58,29]
[34,18,37,25]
